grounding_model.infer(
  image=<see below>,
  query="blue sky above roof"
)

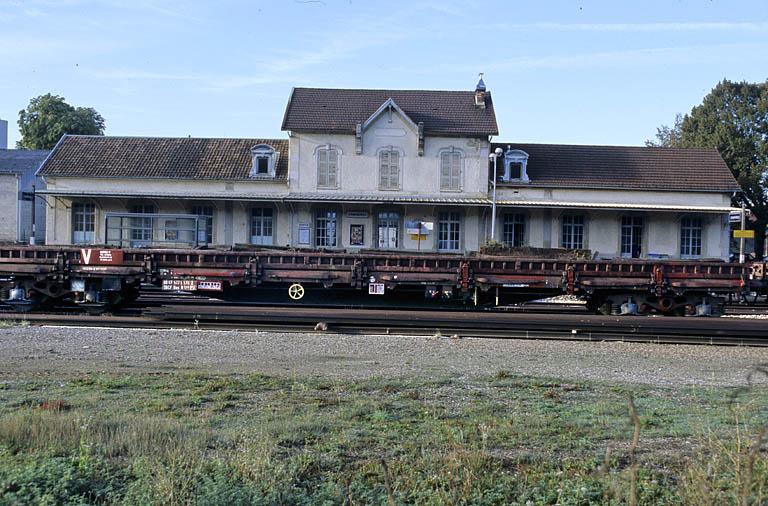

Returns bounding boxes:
[1,0,766,148]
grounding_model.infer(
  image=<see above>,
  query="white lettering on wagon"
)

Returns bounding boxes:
[162,279,223,292]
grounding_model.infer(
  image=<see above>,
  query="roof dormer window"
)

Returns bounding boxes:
[501,148,529,183]
[250,144,278,178]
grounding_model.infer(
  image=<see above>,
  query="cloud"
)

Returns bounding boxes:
[483,21,768,32]
[87,7,417,91]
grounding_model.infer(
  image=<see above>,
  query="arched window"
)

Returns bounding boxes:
[316,145,340,189]
[439,147,464,191]
[250,144,278,178]
[378,146,401,190]
[502,149,529,182]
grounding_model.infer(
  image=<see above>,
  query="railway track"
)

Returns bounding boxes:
[2,305,766,347]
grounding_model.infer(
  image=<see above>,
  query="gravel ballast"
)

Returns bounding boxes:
[1,325,767,387]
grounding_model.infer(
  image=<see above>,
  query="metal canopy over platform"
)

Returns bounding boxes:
[38,188,737,213]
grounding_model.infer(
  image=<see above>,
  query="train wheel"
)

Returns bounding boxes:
[288,283,305,300]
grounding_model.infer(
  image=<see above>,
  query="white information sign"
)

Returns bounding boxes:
[368,283,385,295]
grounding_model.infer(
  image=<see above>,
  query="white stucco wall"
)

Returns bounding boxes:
[0,174,19,242]
[45,177,289,197]
[496,186,732,208]
[289,112,490,196]
[485,207,728,260]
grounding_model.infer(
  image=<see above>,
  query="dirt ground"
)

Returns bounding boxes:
[2,325,767,386]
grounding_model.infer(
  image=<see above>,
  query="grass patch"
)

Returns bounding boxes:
[0,319,29,328]
[0,371,765,504]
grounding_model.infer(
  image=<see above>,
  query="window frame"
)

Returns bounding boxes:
[438,147,464,192]
[378,147,402,191]
[437,211,462,252]
[316,145,341,189]
[680,216,703,259]
[250,207,274,246]
[314,208,339,248]
[620,215,644,259]
[501,149,530,183]
[502,212,527,247]
[191,204,215,246]
[71,202,96,245]
[249,144,278,178]
[561,214,586,250]
[376,211,400,249]
[129,203,156,247]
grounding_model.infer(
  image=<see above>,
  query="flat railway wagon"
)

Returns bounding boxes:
[0,244,764,316]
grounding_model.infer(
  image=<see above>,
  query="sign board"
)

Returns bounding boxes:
[368,283,385,295]
[346,211,369,218]
[733,229,755,239]
[298,223,311,245]
[162,279,223,292]
[80,249,124,265]
[197,281,223,291]
[405,221,433,235]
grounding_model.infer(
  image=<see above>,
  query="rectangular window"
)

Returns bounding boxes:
[191,205,214,245]
[315,210,338,247]
[130,204,155,247]
[680,217,703,258]
[256,156,269,174]
[377,212,399,249]
[317,148,339,188]
[379,150,400,190]
[72,202,95,244]
[502,213,526,247]
[437,211,461,251]
[440,151,462,191]
[561,215,585,250]
[250,208,274,246]
[620,216,644,258]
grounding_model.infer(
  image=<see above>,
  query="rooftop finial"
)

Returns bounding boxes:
[476,73,486,92]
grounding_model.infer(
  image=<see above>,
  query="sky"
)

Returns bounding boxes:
[1,0,767,148]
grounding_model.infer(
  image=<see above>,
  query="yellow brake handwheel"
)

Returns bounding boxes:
[288,283,305,300]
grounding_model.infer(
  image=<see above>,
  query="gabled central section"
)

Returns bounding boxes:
[355,98,424,156]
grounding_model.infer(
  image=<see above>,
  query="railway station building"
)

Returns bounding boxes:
[36,78,741,260]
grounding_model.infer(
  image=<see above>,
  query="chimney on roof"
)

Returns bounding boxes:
[474,73,486,109]
[0,119,7,149]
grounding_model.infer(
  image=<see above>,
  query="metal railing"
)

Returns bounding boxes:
[105,213,209,248]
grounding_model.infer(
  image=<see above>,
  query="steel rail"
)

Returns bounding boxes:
[2,306,765,346]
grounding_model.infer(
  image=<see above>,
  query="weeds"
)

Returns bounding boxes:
[0,371,765,504]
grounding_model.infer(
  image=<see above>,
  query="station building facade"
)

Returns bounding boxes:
[37,79,741,260]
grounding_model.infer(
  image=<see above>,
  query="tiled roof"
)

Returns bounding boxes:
[282,87,499,136]
[38,135,289,180]
[0,149,50,174]
[492,143,741,193]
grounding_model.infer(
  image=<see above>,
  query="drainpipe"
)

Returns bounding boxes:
[489,147,503,242]
[739,201,746,263]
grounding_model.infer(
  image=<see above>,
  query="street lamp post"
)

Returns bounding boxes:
[489,147,504,242]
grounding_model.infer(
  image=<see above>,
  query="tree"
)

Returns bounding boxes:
[647,80,768,259]
[17,94,105,150]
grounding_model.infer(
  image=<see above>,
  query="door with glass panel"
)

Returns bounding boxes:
[315,210,338,247]
[72,203,95,244]
[620,216,644,258]
[130,204,155,247]
[250,208,273,246]
[377,212,399,249]
[437,212,461,251]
